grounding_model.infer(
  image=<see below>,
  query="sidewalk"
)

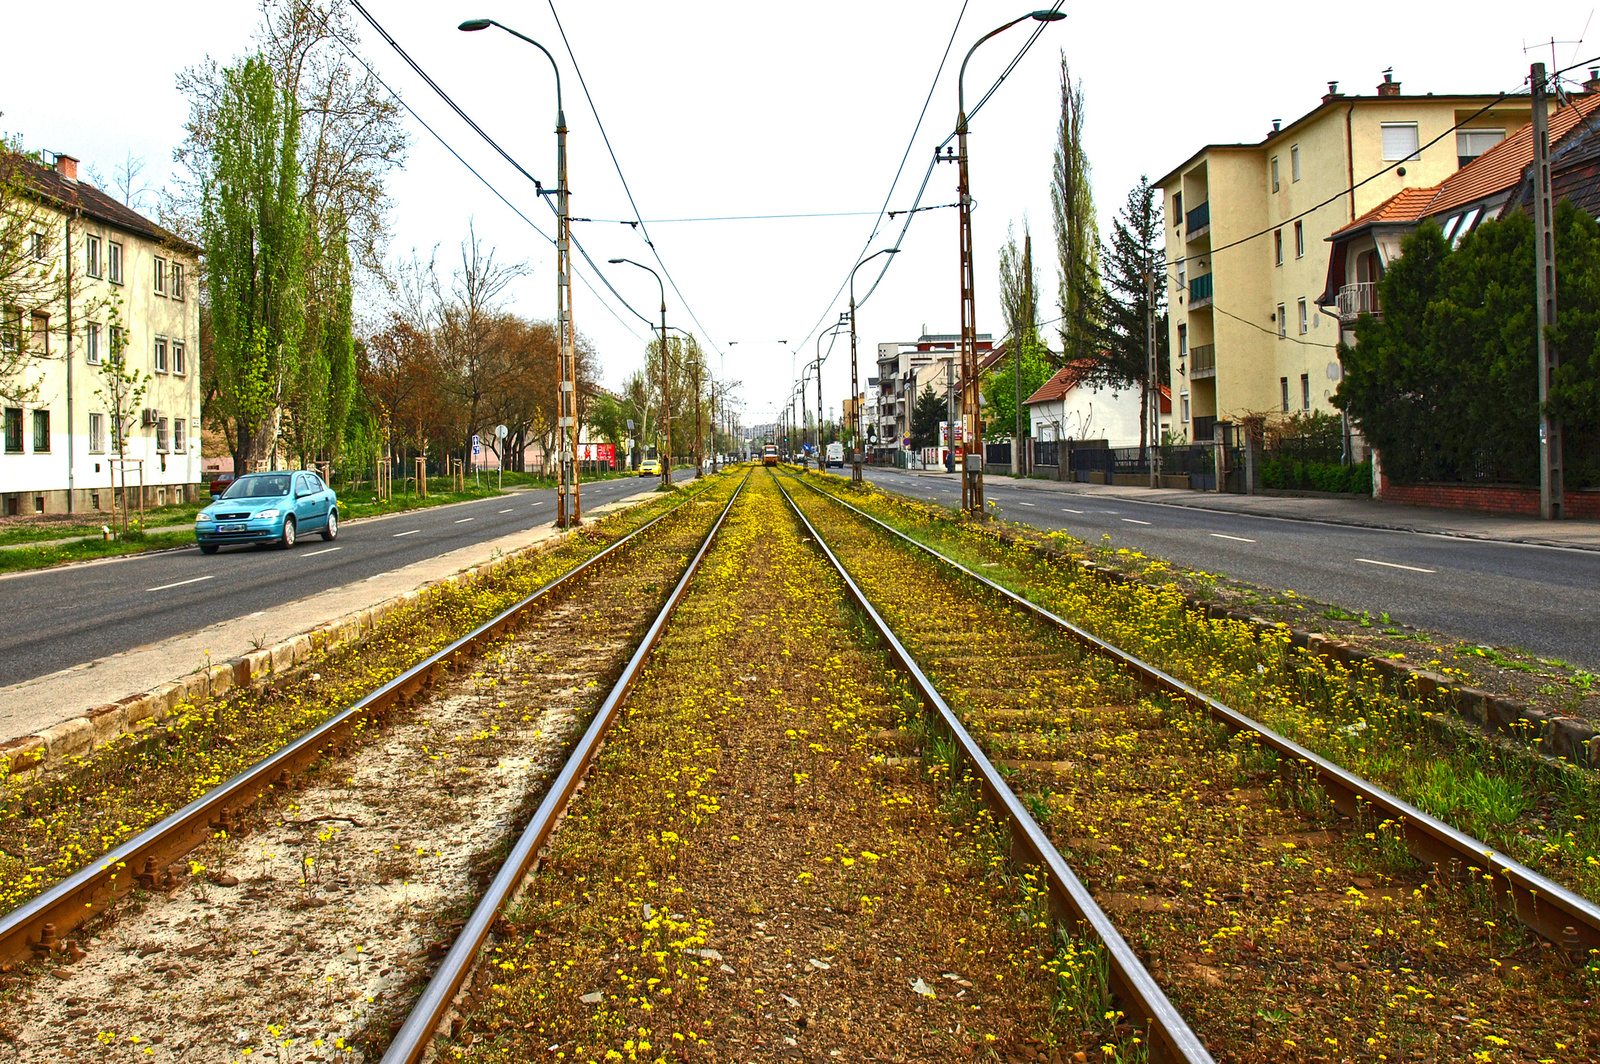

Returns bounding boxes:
[0,488,659,747]
[876,470,1600,551]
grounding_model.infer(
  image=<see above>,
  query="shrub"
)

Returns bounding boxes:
[1261,456,1371,495]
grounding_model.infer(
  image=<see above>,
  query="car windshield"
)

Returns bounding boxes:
[222,474,292,500]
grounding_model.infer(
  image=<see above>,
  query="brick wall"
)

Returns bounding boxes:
[1379,476,1600,518]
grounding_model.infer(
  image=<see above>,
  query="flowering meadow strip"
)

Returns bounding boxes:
[444,473,1115,1063]
[786,482,1599,1064]
[0,479,732,918]
[801,476,1600,909]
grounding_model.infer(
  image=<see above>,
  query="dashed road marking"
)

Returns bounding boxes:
[1017,501,1036,507]
[147,575,214,592]
[1121,518,1151,525]
[1210,533,1256,543]
[303,547,342,558]
[1356,557,1436,573]
[1062,507,1084,514]
[393,529,420,538]
[454,518,474,524]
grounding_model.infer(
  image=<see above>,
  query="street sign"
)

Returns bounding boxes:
[495,423,508,439]
[471,434,481,456]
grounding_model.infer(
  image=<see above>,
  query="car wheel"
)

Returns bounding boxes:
[322,509,339,541]
[200,543,218,555]
[281,516,297,549]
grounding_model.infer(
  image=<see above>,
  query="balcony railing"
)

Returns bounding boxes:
[1189,343,1216,379]
[1188,272,1214,307]
[1336,281,1380,322]
[1185,200,1210,237]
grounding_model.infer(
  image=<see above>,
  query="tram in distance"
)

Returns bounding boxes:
[762,444,779,466]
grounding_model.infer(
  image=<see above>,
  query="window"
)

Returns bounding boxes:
[89,412,105,454]
[156,417,169,452]
[1457,128,1504,167]
[3,408,20,453]
[1451,208,1481,247]
[1177,258,1187,289]
[108,241,123,284]
[86,234,102,278]
[1177,323,1188,359]
[1294,220,1305,258]
[153,256,167,296]
[1277,303,1287,338]
[86,322,102,364]
[31,312,48,355]
[1301,373,1311,410]
[1381,123,1420,161]
[0,307,18,353]
[1291,144,1301,182]
[1280,378,1290,413]
[1271,156,1280,192]
[31,409,49,452]
[1180,392,1191,423]
[172,342,185,375]
[30,232,46,260]
[109,325,125,361]
[154,337,167,373]
[171,262,185,300]
[174,418,185,452]
[1298,298,1309,335]
[1274,229,1283,266]
[1173,192,1182,228]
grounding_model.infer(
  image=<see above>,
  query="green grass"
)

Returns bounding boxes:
[0,529,195,573]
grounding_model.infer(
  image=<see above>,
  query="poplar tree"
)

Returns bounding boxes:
[988,221,1053,439]
[1050,53,1100,368]
[200,55,305,470]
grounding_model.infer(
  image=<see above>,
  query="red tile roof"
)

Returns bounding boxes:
[0,153,200,254]
[1331,184,1442,235]
[1023,363,1089,405]
[1426,94,1600,217]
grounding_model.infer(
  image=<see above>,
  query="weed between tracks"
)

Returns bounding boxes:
[449,473,1133,1064]
[786,479,1598,1064]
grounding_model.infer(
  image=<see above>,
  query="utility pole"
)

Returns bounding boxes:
[693,353,703,478]
[1533,62,1564,519]
[945,355,956,474]
[555,99,580,525]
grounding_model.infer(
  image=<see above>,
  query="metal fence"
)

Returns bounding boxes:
[985,441,1012,466]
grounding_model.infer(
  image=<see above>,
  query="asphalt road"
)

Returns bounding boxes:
[862,468,1600,669]
[0,471,691,688]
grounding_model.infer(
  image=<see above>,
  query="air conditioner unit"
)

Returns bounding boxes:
[141,408,159,426]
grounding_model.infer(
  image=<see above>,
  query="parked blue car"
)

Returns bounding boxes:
[195,471,339,554]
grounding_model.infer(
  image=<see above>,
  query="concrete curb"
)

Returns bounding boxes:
[0,490,659,781]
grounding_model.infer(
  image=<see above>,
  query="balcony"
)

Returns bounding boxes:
[1184,200,1210,240]
[1336,281,1379,323]
[1188,272,1214,309]
[1189,343,1215,379]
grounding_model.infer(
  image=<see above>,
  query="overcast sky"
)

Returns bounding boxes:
[5,1,1596,433]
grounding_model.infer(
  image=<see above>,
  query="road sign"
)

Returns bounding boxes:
[471,434,481,456]
[495,423,508,439]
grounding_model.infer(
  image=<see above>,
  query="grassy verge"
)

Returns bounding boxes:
[0,528,195,573]
[799,472,1600,907]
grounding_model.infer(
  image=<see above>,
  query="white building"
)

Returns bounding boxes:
[2,152,201,515]
[1023,364,1171,448]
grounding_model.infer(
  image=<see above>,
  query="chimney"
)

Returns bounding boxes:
[53,153,79,182]
[1377,68,1401,96]
[1322,80,1342,103]
[1586,67,1600,94]
[1270,118,1282,136]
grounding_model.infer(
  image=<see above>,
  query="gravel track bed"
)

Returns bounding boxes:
[787,481,1598,1064]
[0,482,742,1063]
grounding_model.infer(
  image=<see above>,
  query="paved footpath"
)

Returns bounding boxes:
[0,488,659,747]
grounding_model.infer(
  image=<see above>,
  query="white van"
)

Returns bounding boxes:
[825,442,845,468]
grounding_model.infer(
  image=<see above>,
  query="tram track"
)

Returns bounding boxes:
[0,473,746,1062]
[777,471,1600,1064]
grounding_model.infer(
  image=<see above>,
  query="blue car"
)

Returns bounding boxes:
[195,471,339,554]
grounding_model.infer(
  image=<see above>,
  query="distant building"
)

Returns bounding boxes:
[1024,363,1171,449]
[1,151,202,515]
[872,331,992,456]
[1158,72,1539,443]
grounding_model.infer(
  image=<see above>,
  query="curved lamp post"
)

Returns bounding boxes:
[815,316,850,463]
[460,17,583,524]
[609,258,671,490]
[954,8,1064,514]
[849,248,898,481]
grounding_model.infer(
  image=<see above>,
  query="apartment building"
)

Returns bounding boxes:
[1,152,201,515]
[871,331,992,456]
[1158,73,1536,442]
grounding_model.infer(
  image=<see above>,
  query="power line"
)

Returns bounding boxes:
[584,210,885,224]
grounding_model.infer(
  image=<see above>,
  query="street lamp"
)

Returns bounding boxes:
[816,317,850,466]
[850,248,898,483]
[954,8,1064,514]
[610,257,672,490]
[460,17,583,525]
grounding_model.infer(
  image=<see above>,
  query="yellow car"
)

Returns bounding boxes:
[638,458,662,477]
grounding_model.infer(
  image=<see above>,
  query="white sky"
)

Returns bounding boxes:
[4,1,1596,433]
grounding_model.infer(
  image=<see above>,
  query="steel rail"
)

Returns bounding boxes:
[381,471,750,1064]
[772,472,1213,1064]
[794,474,1600,955]
[0,474,737,967]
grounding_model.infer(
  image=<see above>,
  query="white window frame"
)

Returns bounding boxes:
[108,241,123,284]
[172,262,185,301]
[1298,298,1309,335]
[1294,221,1305,258]
[89,412,105,454]
[1271,156,1280,192]
[1276,303,1287,339]
[1180,392,1190,423]
[1301,373,1311,410]
[174,418,186,453]
[86,322,102,364]
[1274,229,1283,266]
[172,341,185,376]
[1381,122,1421,162]
[1291,144,1301,181]
[156,416,170,453]
[153,255,167,296]
[30,232,46,261]
[153,336,168,373]
[85,234,102,278]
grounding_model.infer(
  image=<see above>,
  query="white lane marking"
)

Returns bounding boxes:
[499,508,515,514]
[454,518,473,524]
[303,547,342,558]
[148,575,214,592]
[392,529,420,538]
[1121,518,1151,525]
[1356,557,1436,573]
[249,611,265,617]
[1210,533,1256,543]
[1016,501,1036,507]
[1062,507,1084,514]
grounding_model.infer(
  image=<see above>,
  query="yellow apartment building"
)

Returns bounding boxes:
[1156,73,1535,442]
